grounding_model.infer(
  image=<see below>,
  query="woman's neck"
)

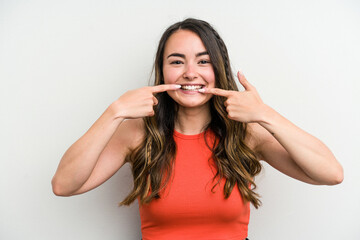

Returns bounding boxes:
[175,103,211,135]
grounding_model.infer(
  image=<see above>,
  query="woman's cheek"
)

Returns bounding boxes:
[203,72,216,87]
[163,73,174,84]
[163,66,183,84]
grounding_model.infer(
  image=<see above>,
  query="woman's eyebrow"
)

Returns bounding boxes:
[167,51,209,59]
[196,51,209,57]
[167,53,185,59]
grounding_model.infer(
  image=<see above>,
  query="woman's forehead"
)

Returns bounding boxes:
[164,30,207,56]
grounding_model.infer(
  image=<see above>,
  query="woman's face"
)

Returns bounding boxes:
[162,30,215,108]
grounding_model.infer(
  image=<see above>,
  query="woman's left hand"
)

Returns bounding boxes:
[201,71,267,123]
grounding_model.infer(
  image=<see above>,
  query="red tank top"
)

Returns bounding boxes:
[139,130,250,240]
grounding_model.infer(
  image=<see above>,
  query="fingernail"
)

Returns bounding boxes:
[175,84,181,89]
[198,88,206,93]
[238,69,244,75]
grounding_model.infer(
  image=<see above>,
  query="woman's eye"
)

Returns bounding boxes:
[170,60,183,65]
[199,60,211,64]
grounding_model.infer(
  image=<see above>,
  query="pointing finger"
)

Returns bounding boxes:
[151,84,181,93]
[201,87,232,97]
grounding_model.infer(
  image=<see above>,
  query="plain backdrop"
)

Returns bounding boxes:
[1,0,359,239]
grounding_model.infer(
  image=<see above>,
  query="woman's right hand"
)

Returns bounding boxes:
[110,84,181,119]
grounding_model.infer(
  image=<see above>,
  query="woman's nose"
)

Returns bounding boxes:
[182,63,197,80]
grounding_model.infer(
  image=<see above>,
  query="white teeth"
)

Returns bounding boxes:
[181,85,203,91]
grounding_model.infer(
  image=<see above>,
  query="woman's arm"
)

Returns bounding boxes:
[249,114,343,185]
[51,107,139,196]
[52,84,181,196]
[203,71,343,185]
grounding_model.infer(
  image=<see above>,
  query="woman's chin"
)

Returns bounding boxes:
[175,99,211,109]
[167,91,212,109]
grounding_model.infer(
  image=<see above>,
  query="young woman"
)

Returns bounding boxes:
[52,18,343,240]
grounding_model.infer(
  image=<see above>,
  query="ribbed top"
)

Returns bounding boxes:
[139,130,250,240]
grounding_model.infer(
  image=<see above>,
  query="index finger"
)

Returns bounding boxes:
[151,84,181,93]
[202,87,232,97]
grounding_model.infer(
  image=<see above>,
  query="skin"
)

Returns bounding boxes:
[52,29,343,197]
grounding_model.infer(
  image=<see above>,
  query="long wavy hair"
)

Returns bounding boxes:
[120,18,262,208]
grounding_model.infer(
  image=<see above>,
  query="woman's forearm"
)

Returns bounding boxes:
[258,105,344,185]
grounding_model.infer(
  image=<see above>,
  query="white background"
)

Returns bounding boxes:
[1,0,359,239]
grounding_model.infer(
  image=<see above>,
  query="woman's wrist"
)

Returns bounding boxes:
[105,102,126,125]
[257,104,276,124]
[256,104,285,136]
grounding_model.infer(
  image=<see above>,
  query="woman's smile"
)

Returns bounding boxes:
[179,84,204,91]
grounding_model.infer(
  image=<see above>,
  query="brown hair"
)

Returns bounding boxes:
[120,18,262,208]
